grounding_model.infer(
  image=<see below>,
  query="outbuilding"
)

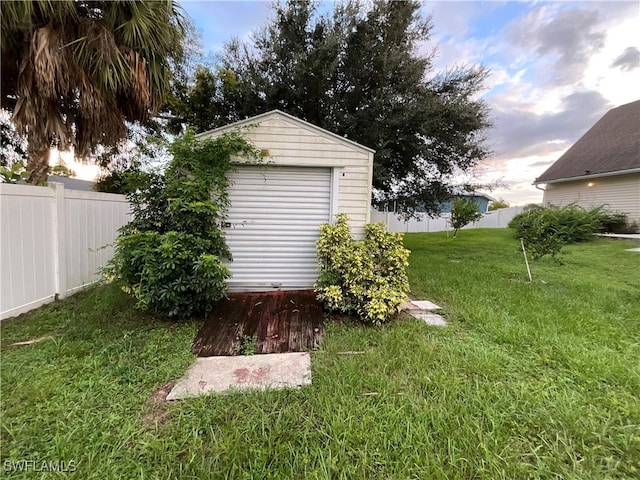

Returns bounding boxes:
[197,110,375,292]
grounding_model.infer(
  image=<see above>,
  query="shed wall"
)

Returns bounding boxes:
[543,173,640,224]
[198,114,373,238]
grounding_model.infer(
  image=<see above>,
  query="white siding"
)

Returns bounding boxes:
[198,111,374,239]
[0,183,130,320]
[543,173,640,224]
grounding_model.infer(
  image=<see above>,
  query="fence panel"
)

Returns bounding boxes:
[0,183,130,320]
[372,206,525,233]
[64,189,129,294]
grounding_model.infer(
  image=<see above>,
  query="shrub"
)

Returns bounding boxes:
[488,199,509,211]
[110,231,230,318]
[0,161,29,183]
[509,207,566,260]
[508,204,635,259]
[94,167,140,194]
[450,198,483,237]
[594,209,638,234]
[315,214,410,325]
[104,130,264,319]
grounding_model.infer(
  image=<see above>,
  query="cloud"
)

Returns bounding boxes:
[182,1,272,54]
[489,89,611,160]
[506,6,608,86]
[425,1,486,38]
[610,46,640,70]
[529,159,555,168]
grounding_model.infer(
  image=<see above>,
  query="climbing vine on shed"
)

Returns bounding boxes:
[104,130,265,319]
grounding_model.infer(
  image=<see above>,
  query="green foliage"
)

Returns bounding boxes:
[450,198,483,237]
[2,1,187,184]
[202,0,492,212]
[108,231,230,318]
[508,204,634,259]
[94,167,139,194]
[237,335,258,356]
[315,214,410,325]
[0,161,29,183]
[94,122,170,194]
[488,199,509,211]
[49,164,76,177]
[596,210,638,234]
[166,66,241,135]
[104,130,264,319]
[4,232,639,479]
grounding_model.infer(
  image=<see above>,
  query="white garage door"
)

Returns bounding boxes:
[224,166,332,291]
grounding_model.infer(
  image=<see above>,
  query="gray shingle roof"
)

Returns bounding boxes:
[48,175,95,191]
[534,100,640,183]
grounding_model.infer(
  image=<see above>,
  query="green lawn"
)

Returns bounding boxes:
[1,229,639,479]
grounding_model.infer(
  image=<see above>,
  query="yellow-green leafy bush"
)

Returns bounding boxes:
[315,214,410,325]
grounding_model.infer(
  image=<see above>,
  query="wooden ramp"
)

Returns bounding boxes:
[192,290,324,357]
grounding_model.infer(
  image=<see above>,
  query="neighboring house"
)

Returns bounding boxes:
[197,110,374,292]
[438,191,496,214]
[534,100,640,224]
[48,175,95,191]
[377,191,495,215]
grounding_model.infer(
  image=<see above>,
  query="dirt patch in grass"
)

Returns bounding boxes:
[141,381,175,429]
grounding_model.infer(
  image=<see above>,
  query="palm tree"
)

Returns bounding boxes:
[1,0,186,184]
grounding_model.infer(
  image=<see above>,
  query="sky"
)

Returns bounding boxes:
[177,0,640,205]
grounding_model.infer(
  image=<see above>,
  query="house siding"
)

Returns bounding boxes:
[439,195,492,214]
[198,112,374,238]
[543,173,640,224]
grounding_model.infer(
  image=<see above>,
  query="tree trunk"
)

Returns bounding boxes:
[26,146,50,184]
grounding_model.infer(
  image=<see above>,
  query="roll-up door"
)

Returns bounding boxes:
[224,166,331,291]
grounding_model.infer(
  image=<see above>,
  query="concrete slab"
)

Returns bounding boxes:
[400,301,420,312]
[167,352,312,400]
[596,233,640,241]
[413,313,448,327]
[410,300,442,311]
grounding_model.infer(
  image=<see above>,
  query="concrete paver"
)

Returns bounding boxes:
[167,352,312,400]
[414,313,448,327]
[410,300,442,311]
[401,299,448,327]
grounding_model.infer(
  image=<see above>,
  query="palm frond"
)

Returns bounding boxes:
[4,0,186,182]
[31,25,71,100]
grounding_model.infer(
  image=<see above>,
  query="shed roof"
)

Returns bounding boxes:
[195,110,375,155]
[534,100,640,184]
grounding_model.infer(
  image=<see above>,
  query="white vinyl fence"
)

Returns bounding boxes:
[0,182,130,320]
[371,206,525,233]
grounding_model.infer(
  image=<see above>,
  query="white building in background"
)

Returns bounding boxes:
[534,100,640,225]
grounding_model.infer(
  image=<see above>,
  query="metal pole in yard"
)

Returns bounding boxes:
[521,238,533,282]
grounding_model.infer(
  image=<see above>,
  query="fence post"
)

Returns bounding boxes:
[51,182,67,299]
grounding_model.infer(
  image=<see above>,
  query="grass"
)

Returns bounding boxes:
[1,229,639,479]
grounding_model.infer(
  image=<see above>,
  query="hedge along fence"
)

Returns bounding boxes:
[0,182,130,320]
